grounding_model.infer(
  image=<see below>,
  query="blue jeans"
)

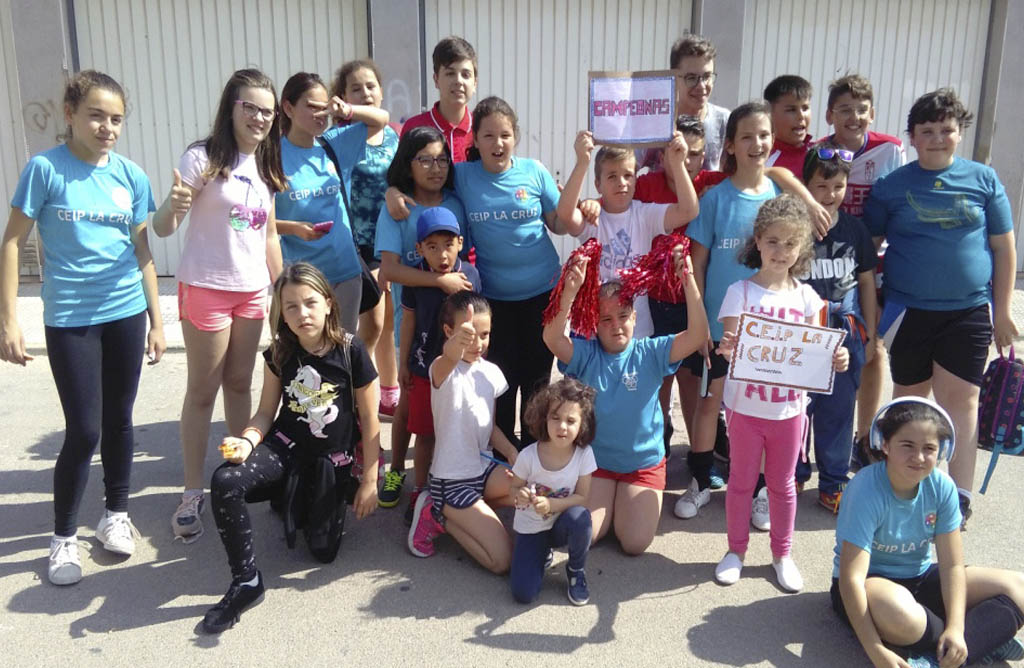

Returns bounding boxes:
[797,356,862,494]
[509,505,592,604]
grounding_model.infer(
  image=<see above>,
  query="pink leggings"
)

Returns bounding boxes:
[724,410,805,557]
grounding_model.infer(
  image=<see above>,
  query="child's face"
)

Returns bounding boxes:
[726,113,773,172]
[769,92,812,147]
[546,401,583,450]
[410,141,450,195]
[675,55,715,114]
[284,85,329,139]
[232,85,276,152]
[595,156,637,213]
[280,281,331,346]
[342,67,382,108]
[909,117,961,170]
[66,87,124,159]
[883,420,941,493]
[596,295,635,353]
[474,113,516,173]
[681,133,705,179]
[443,309,491,362]
[416,233,462,274]
[755,220,804,274]
[806,169,848,217]
[826,93,874,150]
[434,58,477,109]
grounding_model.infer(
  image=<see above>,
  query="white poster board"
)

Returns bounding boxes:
[728,313,846,395]
[588,70,676,147]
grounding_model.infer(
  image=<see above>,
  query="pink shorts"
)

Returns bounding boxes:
[406,374,435,436]
[178,283,267,332]
[592,458,667,490]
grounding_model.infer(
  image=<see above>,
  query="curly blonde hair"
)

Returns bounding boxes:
[737,194,815,277]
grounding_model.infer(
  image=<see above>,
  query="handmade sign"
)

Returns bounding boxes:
[589,70,676,147]
[728,313,846,394]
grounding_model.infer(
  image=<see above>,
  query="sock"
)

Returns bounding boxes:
[963,594,1024,662]
[184,488,203,499]
[957,488,973,502]
[753,474,767,497]
[688,450,715,490]
[239,571,260,587]
[381,385,399,404]
[53,533,77,542]
[904,606,944,656]
[105,510,128,519]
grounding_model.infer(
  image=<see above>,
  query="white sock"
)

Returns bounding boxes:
[53,533,77,542]
[240,573,260,587]
[105,510,128,519]
[184,488,204,499]
[957,488,973,501]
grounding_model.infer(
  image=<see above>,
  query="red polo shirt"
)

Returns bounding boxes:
[766,136,813,178]
[401,102,474,163]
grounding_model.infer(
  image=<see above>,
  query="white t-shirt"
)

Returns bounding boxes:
[511,442,597,534]
[717,279,824,419]
[429,358,508,479]
[576,200,670,338]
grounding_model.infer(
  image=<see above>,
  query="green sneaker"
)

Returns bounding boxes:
[378,470,406,508]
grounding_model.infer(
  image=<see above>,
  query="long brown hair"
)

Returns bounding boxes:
[269,262,348,371]
[192,68,287,193]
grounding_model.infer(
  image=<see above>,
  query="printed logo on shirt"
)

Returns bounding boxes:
[467,206,541,223]
[602,229,634,271]
[933,180,943,189]
[110,186,133,211]
[55,207,133,225]
[287,183,340,201]
[622,371,638,391]
[534,483,571,499]
[716,236,742,250]
[285,365,340,439]
[924,512,936,529]
[515,188,528,201]
[872,537,931,555]
[864,160,875,182]
[412,332,428,369]
[906,192,980,229]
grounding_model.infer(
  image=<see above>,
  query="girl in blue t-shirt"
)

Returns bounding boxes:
[833,397,1024,667]
[0,71,164,586]
[276,71,385,333]
[374,126,472,515]
[326,60,400,416]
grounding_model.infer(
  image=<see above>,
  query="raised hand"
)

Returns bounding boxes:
[574,130,595,164]
[168,168,192,217]
[443,303,476,361]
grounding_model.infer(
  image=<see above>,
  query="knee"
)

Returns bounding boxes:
[619,533,653,556]
[563,505,593,533]
[221,368,255,396]
[210,463,244,499]
[510,575,542,604]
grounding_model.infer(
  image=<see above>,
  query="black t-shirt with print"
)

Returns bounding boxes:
[263,338,377,456]
[800,211,877,304]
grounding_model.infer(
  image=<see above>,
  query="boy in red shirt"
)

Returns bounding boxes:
[764,75,814,177]
[401,36,477,163]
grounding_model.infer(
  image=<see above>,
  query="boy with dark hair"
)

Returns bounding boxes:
[764,75,814,177]
[401,36,478,163]
[795,148,877,511]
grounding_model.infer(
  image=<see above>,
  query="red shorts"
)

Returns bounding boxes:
[592,457,667,490]
[406,374,434,436]
[178,283,267,332]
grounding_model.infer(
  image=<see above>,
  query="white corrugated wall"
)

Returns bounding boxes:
[738,0,991,160]
[424,0,693,261]
[73,0,369,275]
[0,3,30,260]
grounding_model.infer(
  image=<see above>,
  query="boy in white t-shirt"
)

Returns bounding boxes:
[557,129,698,338]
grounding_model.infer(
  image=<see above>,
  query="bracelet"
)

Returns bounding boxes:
[344,103,354,121]
[241,427,263,447]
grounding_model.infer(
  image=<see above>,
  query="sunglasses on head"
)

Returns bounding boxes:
[816,147,854,162]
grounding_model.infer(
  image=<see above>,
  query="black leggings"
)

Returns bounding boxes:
[46,311,146,536]
[211,445,288,579]
[487,291,553,448]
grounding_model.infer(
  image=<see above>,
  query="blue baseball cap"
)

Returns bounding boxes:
[416,206,462,242]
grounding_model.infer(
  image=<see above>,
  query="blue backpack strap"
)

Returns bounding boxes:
[979,440,1004,495]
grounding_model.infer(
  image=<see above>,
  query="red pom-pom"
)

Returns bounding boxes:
[619,232,690,303]
[543,238,603,338]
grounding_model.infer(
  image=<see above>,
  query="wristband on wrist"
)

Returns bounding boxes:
[344,103,354,121]
[241,427,263,448]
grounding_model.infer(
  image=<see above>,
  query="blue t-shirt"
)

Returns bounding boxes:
[324,123,399,250]
[685,179,780,340]
[561,336,680,473]
[862,158,1013,311]
[454,158,561,301]
[276,137,361,284]
[373,192,467,266]
[833,462,961,580]
[401,258,481,378]
[11,144,155,327]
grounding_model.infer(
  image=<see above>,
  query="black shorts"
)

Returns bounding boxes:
[830,563,945,627]
[681,341,730,381]
[882,303,991,386]
[358,245,381,271]
[649,298,688,337]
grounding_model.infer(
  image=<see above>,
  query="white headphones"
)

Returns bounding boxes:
[869,397,956,461]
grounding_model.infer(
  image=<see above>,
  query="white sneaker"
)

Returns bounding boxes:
[172,492,205,543]
[773,556,804,592]
[751,487,770,532]
[96,512,140,555]
[48,535,82,586]
[674,478,711,519]
[714,552,743,585]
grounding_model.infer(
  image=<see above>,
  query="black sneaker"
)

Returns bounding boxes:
[958,493,972,531]
[202,571,265,634]
[713,411,730,462]
[566,565,589,605]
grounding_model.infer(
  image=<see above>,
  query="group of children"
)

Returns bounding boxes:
[1,29,1022,666]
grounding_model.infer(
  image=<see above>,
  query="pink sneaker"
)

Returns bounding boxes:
[407,491,444,558]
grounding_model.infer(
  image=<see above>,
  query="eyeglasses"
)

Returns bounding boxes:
[680,72,717,88]
[235,99,276,122]
[816,147,854,162]
[413,155,450,169]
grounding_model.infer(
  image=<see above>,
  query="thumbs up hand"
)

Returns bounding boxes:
[443,303,477,362]
[168,168,192,216]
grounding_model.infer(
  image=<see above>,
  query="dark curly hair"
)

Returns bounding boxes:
[523,378,597,448]
[737,194,815,276]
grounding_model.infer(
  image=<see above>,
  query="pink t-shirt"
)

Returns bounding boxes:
[176,145,273,291]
